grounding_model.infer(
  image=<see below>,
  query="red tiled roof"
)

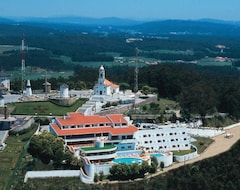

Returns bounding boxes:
[0,86,8,90]
[107,114,127,123]
[57,112,127,126]
[104,79,119,88]
[50,123,138,136]
[57,112,111,126]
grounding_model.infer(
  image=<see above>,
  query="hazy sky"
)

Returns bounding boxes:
[1,0,240,21]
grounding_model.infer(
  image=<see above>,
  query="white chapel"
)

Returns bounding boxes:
[94,65,119,95]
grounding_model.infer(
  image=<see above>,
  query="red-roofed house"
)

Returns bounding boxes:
[50,112,138,152]
[93,65,119,95]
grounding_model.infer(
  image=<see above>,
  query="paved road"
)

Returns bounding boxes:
[151,124,240,176]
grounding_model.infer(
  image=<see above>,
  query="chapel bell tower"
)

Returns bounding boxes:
[98,65,105,85]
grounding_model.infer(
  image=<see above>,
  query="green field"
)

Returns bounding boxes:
[197,57,232,66]
[9,99,87,116]
[0,125,37,190]
[55,55,147,68]
[143,49,194,55]
[7,69,74,81]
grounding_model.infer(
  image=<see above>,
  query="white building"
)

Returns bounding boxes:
[93,65,119,96]
[60,84,69,98]
[134,124,191,152]
[0,71,10,94]
[25,80,32,97]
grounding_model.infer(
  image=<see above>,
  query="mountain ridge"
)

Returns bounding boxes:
[1,16,240,36]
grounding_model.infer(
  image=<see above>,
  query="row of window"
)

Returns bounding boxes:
[145,144,189,150]
[141,131,186,138]
[140,138,187,144]
[61,122,127,129]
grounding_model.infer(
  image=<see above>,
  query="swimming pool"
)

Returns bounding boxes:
[113,157,143,164]
[150,153,164,158]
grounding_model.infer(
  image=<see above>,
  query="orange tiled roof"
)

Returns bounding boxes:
[50,123,138,136]
[57,112,127,126]
[107,114,127,123]
[104,79,119,88]
[57,112,110,126]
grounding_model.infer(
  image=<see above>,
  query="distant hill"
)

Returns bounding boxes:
[9,16,143,26]
[131,19,240,36]
[0,17,240,36]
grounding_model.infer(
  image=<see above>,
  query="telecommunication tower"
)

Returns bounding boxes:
[21,31,26,93]
[134,47,139,93]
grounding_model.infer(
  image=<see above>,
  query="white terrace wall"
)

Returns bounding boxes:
[24,170,80,183]
[174,145,199,162]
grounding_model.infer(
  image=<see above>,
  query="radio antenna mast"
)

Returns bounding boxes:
[21,31,26,94]
[134,47,139,93]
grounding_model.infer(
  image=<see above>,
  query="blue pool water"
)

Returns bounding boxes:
[150,153,164,158]
[113,157,143,164]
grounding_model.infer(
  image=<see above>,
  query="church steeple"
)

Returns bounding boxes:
[98,65,105,85]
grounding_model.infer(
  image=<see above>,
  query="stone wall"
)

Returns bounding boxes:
[96,95,158,116]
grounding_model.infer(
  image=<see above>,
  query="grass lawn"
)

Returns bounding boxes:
[172,149,195,156]
[140,98,178,114]
[9,99,87,116]
[172,136,214,156]
[0,125,37,190]
[191,136,214,154]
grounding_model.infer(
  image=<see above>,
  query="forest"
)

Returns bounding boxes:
[2,19,240,190]
[1,22,240,119]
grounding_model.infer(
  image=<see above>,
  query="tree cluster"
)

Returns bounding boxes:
[109,156,158,181]
[27,131,82,169]
[139,64,240,119]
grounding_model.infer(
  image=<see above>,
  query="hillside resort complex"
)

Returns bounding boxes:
[46,65,200,183]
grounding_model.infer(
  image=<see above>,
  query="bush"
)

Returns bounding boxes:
[94,173,99,182]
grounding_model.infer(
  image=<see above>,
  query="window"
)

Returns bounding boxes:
[182,132,186,134]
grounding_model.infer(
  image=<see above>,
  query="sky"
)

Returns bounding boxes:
[1,0,240,21]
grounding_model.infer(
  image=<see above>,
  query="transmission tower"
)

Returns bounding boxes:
[21,31,26,93]
[134,47,139,93]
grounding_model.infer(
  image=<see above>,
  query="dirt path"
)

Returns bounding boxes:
[152,125,240,176]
